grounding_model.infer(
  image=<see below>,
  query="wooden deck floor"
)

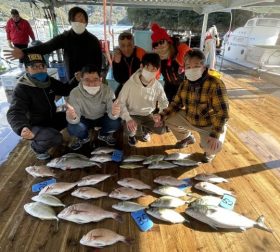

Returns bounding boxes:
[0,69,280,252]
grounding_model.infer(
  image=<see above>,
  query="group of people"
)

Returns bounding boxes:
[5,7,229,164]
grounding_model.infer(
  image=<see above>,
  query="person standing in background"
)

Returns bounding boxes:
[5,9,35,66]
[204,25,220,70]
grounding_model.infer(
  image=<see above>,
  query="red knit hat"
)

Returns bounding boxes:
[151,23,173,44]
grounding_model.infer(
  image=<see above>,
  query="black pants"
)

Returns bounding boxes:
[13,44,28,63]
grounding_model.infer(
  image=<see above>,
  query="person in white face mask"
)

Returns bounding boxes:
[5,7,102,81]
[66,65,121,150]
[155,49,229,163]
[118,53,169,147]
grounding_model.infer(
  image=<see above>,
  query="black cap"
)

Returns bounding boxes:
[23,53,46,67]
[68,7,88,23]
[11,9,19,15]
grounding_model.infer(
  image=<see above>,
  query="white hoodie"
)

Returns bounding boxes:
[118,69,169,122]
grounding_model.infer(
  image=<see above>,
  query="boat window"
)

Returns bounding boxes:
[256,19,280,27]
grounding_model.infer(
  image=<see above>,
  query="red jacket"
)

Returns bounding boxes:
[6,18,35,45]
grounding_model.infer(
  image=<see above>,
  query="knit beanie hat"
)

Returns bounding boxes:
[151,23,173,44]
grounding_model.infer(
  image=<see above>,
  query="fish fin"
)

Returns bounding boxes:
[209,224,219,230]
[255,215,273,233]
[123,237,134,245]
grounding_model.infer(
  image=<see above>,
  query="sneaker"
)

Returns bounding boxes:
[31,146,51,160]
[202,152,215,163]
[142,132,151,142]
[98,133,116,146]
[175,134,195,149]
[70,137,90,150]
[128,136,137,147]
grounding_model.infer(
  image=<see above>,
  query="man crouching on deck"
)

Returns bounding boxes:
[155,49,229,163]
[6,53,78,160]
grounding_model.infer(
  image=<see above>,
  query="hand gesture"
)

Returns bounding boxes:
[3,47,24,60]
[66,102,77,120]
[112,99,121,117]
[153,114,163,128]
[74,71,82,82]
[205,136,222,155]
[21,127,34,140]
[113,48,122,63]
[126,119,137,133]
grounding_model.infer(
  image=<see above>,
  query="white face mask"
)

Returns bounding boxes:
[185,68,203,82]
[83,85,100,95]
[141,69,157,84]
[71,22,86,34]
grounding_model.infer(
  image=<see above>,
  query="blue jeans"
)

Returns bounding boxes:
[67,114,121,139]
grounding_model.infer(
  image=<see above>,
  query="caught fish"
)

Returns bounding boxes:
[24,202,58,221]
[119,163,143,169]
[164,153,191,161]
[91,147,116,155]
[153,186,189,198]
[31,194,65,207]
[39,182,77,195]
[80,228,133,248]
[150,196,187,208]
[25,165,56,178]
[71,187,108,199]
[143,154,165,165]
[172,159,200,167]
[77,174,113,187]
[194,173,228,183]
[185,205,272,232]
[123,155,147,163]
[194,182,232,196]
[47,154,100,170]
[90,154,112,163]
[189,195,222,208]
[109,187,145,200]
[147,207,186,223]
[117,178,151,190]
[154,176,187,187]
[58,203,122,224]
[148,161,178,169]
[112,201,147,212]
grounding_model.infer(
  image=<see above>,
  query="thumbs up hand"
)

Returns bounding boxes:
[66,102,77,120]
[112,99,121,117]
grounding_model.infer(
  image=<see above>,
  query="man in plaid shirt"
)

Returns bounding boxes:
[155,49,229,163]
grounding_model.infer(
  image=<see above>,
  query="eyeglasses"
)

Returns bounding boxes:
[152,40,166,48]
[119,33,133,40]
[30,63,46,70]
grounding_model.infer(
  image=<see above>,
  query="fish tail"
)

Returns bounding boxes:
[123,237,134,245]
[255,215,273,233]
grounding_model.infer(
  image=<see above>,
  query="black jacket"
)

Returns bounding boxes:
[7,74,78,136]
[23,29,102,79]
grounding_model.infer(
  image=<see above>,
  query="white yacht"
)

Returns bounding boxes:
[222,17,280,75]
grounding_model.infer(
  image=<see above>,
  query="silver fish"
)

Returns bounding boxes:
[185,205,272,232]
[164,153,191,161]
[119,163,143,169]
[112,201,147,212]
[148,161,178,169]
[194,182,232,196]
[147,207,186,223]
[117,178,151,190]
[80,228,133,248]
[62,153,89,159]
[194,173,228,183]
[71,187,108,199]
[154,176,187,187]
[143,154,165,165]
[123,155,147,163]
[39,182,77,195]
[58,203,122,223]
[172,159,200,167]
[47,155,100,170]
[150,196,187,208]
[153,186,188,198]
[24,202,58,221]
[189,195,222,208]
[90,154,112,163]
[109,187,145,200]
[31,194,65,207]
[25,165,56,178]
[77,174,113,187]
[91,147,116,154]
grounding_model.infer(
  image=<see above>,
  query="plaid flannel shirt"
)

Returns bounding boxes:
[161,74,229,138]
